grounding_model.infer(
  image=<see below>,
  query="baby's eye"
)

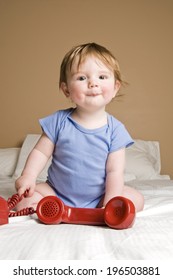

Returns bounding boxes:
[99,75,107,80]
[77,76,86,81]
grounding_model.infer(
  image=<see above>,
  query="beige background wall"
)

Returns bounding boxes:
[0,0,173,178]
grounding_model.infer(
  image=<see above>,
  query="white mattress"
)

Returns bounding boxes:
[0,177,173,260]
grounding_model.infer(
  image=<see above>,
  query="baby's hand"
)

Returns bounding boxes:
[15,174,36,197]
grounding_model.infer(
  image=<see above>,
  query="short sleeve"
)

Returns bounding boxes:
[109,116,134,153]
[39,111,63,144]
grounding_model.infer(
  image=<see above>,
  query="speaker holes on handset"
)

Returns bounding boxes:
[41,201,60,217]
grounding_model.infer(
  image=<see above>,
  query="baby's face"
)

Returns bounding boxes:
[61,55,121,111]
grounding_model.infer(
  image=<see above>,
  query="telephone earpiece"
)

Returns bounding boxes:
[36,196,135,229]
[0,193,135,229]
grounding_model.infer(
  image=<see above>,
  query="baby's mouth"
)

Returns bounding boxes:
[86,93,101,97]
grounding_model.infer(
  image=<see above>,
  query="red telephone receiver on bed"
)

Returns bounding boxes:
[0,193,135,229]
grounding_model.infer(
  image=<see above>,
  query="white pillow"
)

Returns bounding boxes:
[125,139,161,179]
[13,134,51,181]
[0,148,20,177]
[124,173,136,182]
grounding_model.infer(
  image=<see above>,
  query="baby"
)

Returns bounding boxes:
[15,42,144,211]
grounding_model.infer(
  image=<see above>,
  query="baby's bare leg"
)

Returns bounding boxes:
[15,182,56,211]
[123,185,144,212]
[97,186,144,212]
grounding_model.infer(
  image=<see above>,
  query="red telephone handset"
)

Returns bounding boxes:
[0,194,135,229]
[36,195,135,229]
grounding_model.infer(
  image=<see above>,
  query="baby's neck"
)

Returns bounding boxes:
[71,107,107,129]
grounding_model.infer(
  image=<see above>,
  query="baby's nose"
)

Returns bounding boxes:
[88,79,98,88]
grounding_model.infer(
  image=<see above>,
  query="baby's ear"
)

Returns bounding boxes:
[60,82,70,97]
[113,80,121,97]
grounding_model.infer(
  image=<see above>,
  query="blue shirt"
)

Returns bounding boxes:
[39,108,134,208]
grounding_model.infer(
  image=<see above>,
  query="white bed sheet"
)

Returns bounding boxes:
[0,177,173,260]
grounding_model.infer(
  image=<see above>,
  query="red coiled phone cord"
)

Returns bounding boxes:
[8,191,35,217]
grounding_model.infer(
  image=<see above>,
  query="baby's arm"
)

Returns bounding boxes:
[15,133,54,197]
[103,148,125,206]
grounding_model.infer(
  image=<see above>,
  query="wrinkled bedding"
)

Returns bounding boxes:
[0,177,173,260]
